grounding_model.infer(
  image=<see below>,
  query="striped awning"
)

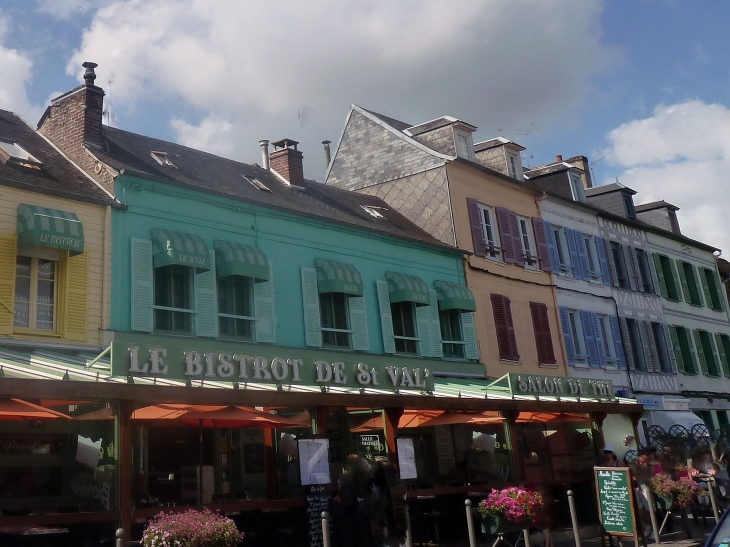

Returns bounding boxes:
[150,229,210,271]
[385,271,430,305]
[315,258,363,296]
[214,241,269,281]
[17,204,84,256]
[433,280,476,311]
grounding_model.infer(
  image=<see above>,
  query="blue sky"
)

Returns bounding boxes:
[1,0,730,250]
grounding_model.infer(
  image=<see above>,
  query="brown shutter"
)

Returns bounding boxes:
[531,217,552,272]
[509,211,525,267]
[492,294,519,361]
[467,198,487,257]
[530,301,556,364]
[495,207,516,264]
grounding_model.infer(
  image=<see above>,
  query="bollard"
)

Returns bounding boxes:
[708,479,721,522]
[465,499,476,547]
[523,528,532,547]
[641,484,661,544]
[321,511,331,547]
[567,490,582,547]
[115,528,125,547]
[405,503,413,547]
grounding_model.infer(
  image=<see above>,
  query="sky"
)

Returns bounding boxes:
[1,0,730,251]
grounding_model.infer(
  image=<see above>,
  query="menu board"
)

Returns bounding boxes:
[298,437,331,485]
[397,438,418,480]
[304,484,331,547]
[594,467,636,537]
[434,426,456,475]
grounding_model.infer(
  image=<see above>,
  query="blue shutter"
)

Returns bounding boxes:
[576,233,591,281]
[594,236,611,285]
[610,316,627,370]
[428,290,443,359]
[564,228,582,280]
[559,306,576,365]
[637,321,654,372]
[590,312,607,367]
[254,262,275,343]
[194,250,218,338]
[376,280,396,354]
[461,311,479,360]
[544,222,560,275]
[416,301,433,358]
[348,296,370,351]
[623,246,639,292]
[581,310,599,367]
[301,267,322,348]
[130,238,153,333]
[618,317,635,370]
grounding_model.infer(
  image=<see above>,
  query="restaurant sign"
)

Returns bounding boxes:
[110,332,434,392]
[507,373,614,400]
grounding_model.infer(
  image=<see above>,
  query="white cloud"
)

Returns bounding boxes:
[36,0,117,19]
[602,100,730,251]
[68,0,617,178]
[0,13,43,124]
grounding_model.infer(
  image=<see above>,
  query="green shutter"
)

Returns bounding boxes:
[130,238,153,333]
[715,333,730,377]
[194,250,218,338]
[653,254,668,298]
[348,296,370,351]
[715,271,726,311]
[416,299,433,358]
[686,328,699,375]
[669,326,685,373]
[301,267,322,348]
[376,280,396,354]
[662,324,678,374]
[692,265,705,307]
[670,259,684,301]
[461,311,479,361]
[700,268,713,309]
[710,333,723,377]
[254,262,275,343]
[677,261,691,304]
[694,330,710,376]
[428,290,443,358]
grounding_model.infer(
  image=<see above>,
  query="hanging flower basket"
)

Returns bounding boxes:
[141,508,244,547]
[477,487,543,535]
[480,513,528,535]
[649,473,700,508]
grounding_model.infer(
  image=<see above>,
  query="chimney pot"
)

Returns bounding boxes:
[556,154,563,162]
[82,61,98,85]
[259,140,270,170]
[322,140,332,168]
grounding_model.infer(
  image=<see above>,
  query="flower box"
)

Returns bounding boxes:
[141,508,243,547]
[477,487,543,535]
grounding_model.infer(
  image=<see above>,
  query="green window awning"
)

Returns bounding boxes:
[17,204,84,256]
[315,258,363,296]
[433,280,476,311]
[214,240,269,281]
[385,271,430,305]
[150,229,211,271]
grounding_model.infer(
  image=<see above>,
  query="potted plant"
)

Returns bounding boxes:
[477,487,543,534]
[141,508,243,547]
[649,473,700,509]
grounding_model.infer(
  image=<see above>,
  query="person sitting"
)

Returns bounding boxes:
[603,446,619,467]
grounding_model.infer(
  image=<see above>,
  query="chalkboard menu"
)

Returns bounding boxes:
[594,467,636,537]
[304,484,331,547]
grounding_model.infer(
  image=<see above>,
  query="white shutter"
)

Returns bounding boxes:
[130,238,153,333]
[194,250,218,337]
[416,303,433,358]
[376,280,396,354]
[301,267,322,348]
[348,296,370,351]
[428,290,443,358]
[254,262,275,343]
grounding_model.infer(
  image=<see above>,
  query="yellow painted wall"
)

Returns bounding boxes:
[446,161,568,378]
[0,185,109,346]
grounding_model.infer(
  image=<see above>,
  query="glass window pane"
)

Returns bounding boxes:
[14,276,30,303]
[37,259,55,280]
[36,304,54,330]
[16,256,31,277]
[233,276,252,317]
[154,267,171,307]
[37,280,54,304]
[14,302,29,328]
[218,276,232,314]
[319,293,336,329]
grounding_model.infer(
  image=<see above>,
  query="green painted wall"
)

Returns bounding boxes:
[111,175,465,356]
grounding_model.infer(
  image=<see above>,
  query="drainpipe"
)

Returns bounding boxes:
[102,204,111,331]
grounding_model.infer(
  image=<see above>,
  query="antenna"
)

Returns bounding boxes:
[589,155,605,185]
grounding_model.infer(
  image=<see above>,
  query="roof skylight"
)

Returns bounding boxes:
[0,139,42,169]
[361,205,387,219]
[242,175,272,192]
[150,151,176,167]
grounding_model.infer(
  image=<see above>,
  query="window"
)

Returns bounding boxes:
[656,255,681,301]
[697,330,720,377]
[623,194,636,219]
[625,318,646,371]
[439,309,465,359]
[507,153,519,179]
[361,205,386,219]
[702,268,724,311]
[491,294,519,361]
[154,265,193,334]
[718,333,730,377]
[320,292,351,349]
[597,314,617,367]
[455,131,473,161]
[582,234,599,279]
[517,216,537,269]
[567,310,587,364]
[391,301,418,355]
[670,326,697,375]
[218,275,254,341]
[243,175,271,192]
[478,204,500,259]
[0,140,42,169]
[569,172,586,203]
[529,302,556,364]
[651,322,671,373]
[150,151,176,167]
[611,242,630,289]
[552,227,568,271]
[14,255,57,331]
[635,249,653,293]
[680,262,703,306]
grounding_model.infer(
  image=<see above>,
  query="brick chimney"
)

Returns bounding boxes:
[38,61,105,157]
[269,138,304,186]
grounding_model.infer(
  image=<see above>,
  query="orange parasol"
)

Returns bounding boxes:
[74,407,115,421]
[0,399,71,420]
[516,412,589,423]
[419,411,504,428]
[132,404,306,428]
[350,410,443,432]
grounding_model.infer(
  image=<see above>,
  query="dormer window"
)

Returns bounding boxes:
[454,130,474,161]
[0,139,42,169]
[623,194,636,219]
[507,153,518,178]
[568,172,586,203]
[150,151,176,167]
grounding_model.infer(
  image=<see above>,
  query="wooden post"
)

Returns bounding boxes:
[263,427,277,500]
[316,406,330,434]
[504,410,521,480]
[119,400,133,541]
[384,407,404,468]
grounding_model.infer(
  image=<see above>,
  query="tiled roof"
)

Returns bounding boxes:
[523,162,575,179]
[584,182,636,196]
[635,200,679,212]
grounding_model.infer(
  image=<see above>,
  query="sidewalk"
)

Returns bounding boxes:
[550,519,714,546]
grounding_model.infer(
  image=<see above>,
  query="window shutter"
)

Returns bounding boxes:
[594,236,611,285]
[349,296,370,351]
[130,238,153,333]
[709,333,723,377]
[531,217,552,272]
[668,326,685,373]
[687,328,699,374]
[700,268,713,308]
[693,330,709,376]
[576,234,591,282]
[558,306,575,366]
[301,267,322,348]
[193,250,218,338]
[714,271,726,311]
[631,249,644,292]
[648,253,662,297]
[0,233,17,335]
[715,333,730,377]
[63,251,89,342]
[492,294,518,361]
[677,261,692,303]
[662,324,678,374]
[590,312,606,368]
[461,311,479,361]
[669,259,683,301]
[653,254,668,298]
[466,199,487,257]
[543,222,561,275]
[509,211,525,267]
[644,322,660,372]
[564,228,582,280]
[495,207,516,264]
[618,317,636,371]
[376,280,396,354]
[692,265,705,306]
[530,302,555,364]
[254,262,275,343]
[606,240,620,288]
[622,246,639,292]
[428,290,443,358]
[637,321,655,372]
[610,316,627,370]
[416,300,433,358]
[580,310,599,367]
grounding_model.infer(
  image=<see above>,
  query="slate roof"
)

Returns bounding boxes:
[0,109,115,205]
[635,200,679,212]
[584,182,636,196]
[94,126,456,251]
[361,108,412,132]
[474,137,525,153]
[523,162,576,179]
